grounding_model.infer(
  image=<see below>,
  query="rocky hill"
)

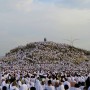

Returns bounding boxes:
[1,41,90,73]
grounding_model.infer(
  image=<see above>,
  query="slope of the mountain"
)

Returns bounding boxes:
[1,41,90,72]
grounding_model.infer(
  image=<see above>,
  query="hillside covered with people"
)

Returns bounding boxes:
[1,41,90,73]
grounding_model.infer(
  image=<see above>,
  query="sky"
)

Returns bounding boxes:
[0,0,90,56]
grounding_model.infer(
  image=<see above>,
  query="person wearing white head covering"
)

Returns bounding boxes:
[71,76,76,83]
[1,79,6,87]
[58,82,65,90]
[19,80,28,90]
[30,82,35,88]
[64,78,71,89]
[10,81,19,90]
[80,76,85,83]
[34,79,43,90]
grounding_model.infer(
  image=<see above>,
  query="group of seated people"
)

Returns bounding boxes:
[0,70,90,90]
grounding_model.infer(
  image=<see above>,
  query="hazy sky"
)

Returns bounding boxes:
[0,0,90,56]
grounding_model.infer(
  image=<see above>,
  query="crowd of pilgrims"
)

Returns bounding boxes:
[2,42,90,72]
[0,70,90,90]
[0,42,90,90]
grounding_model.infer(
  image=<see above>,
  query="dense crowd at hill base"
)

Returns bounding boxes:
[0,69,90,90]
